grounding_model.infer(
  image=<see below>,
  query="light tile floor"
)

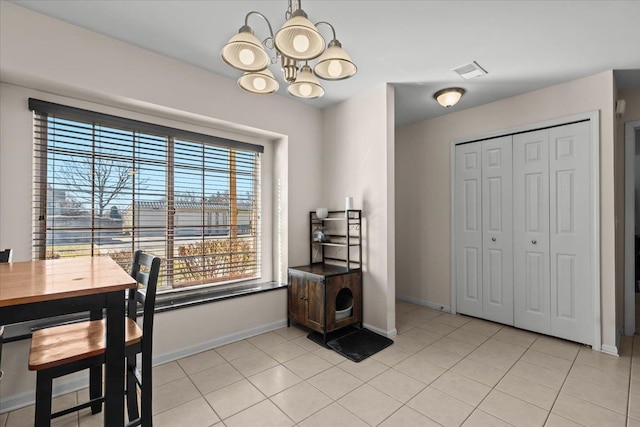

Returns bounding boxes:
[3,301,640,426]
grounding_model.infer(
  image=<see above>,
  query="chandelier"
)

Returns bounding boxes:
[221,0,357,99]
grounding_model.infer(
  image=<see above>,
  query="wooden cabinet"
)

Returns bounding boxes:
[288,264,362,339]
[288,210,363,342]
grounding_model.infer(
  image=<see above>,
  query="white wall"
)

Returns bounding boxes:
[321,84,396,335]
[0,2,323,410]
[395,71,617,349]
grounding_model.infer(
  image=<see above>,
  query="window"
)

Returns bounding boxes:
[31,99,262,293]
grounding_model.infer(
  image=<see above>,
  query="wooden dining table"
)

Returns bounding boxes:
[0,256,137,426]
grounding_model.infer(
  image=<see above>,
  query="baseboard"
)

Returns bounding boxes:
[0,318,288,414]
[363,323,397,338]
[0,377,88,414]
[396,294,451,313]
[601,344,619,356]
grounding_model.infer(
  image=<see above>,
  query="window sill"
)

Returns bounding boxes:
[155,281,287,313]
[2,281,287,342]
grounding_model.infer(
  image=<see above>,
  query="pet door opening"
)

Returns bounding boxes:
[335,288,353,321]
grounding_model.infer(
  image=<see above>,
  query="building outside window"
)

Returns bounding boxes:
[31,99,262,293]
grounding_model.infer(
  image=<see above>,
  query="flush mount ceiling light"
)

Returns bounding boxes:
[434,87,465,108]
[221,0,357,98]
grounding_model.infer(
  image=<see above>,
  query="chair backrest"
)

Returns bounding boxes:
[0,249,12,263]
[127,251,161,348]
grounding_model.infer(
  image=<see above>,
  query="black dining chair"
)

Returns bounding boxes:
[0,248,11,263]
[29,251,161,427]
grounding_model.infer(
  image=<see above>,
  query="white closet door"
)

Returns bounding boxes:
[481,137,513,324]
[455,143,483,317]
[549,122,592,344]
[513,130,551,334]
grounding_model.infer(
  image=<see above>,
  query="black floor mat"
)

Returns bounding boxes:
[326,328,394,363]
[307,325,359,348]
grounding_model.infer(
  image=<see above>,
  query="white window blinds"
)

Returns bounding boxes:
[31,99,262,292]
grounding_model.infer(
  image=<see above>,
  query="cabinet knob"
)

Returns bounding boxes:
[299,296,307,300]
[491,237,496,242]
[532,240,537,245]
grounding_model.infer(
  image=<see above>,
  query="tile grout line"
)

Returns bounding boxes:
[553,344,633,423]
[627,344,631,427]
[628,336,638,426]
[539,340,584,427]
[404,309,512,424]
[310,305,444,427]
[348,325,432,425]
[275,329,347,422]
[226,335,314,426]
[158,356,225,423]
[383,310,506,426]
[454,323,529,427]
[627,335,637,427]
[221,330,338,426]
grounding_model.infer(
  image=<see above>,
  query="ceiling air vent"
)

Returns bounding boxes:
[453,61,488,80]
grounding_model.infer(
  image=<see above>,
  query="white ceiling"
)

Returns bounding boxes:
[8,1,640,127]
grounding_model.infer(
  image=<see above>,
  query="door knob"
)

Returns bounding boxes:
[532,240,537,244]
[491,237,496,242]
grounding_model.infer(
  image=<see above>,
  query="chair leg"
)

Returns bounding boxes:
[141,354,152,427]
[35,371,53,427]
[89,365,103,414]
[126,359,139,422]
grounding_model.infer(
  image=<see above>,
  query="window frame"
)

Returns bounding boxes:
[30,98,264,295]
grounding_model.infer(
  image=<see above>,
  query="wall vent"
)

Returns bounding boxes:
[453,61,488,80]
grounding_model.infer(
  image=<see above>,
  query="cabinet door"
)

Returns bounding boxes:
[455,142,483,317]
[481,136,513,325]
[549,122,592,344]
[513,130,551,334]
[288,273,309,326]
[306,277,324,331]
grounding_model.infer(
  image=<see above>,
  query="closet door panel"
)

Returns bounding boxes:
[514,130,550,334]
[481,136,513,324]
[549,122,592,344]
[455,143,483,317]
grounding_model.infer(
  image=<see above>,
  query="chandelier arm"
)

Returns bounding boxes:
[314,21,337,41]
[244,11,275,47]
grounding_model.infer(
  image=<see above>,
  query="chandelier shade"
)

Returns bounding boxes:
[434,87,465,107]
[221,27,271,72]
[314,40,357,80]
[238,69,280,94]
[274,10,326,61]
[287,65,324,98]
